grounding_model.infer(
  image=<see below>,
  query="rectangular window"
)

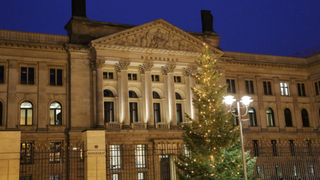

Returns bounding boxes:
[245,80,254,94]
[20,142,33,164]
[128,73,137,81]
[263,81,272,95]
[275,165,279,176]
[151,75,160,82]
[315,81,320,95]
[271,140,278,156]
[50,69,63,86]
[297,83,306,96]
[50,175,60,180]
[135,144,146,168]
[19,176,32,180]
[307,140,312,156]
[112,174,119,180]
[309,165,315,176]
[138,172,145,180]
[153,103,161,123]
[130,102,138,123]
[0,66,4,83]
[253,140,259,157]
[21,67,34,85]
[289,140,295,156]
[103,72,114,79]
[226,79,236,93]
[174,76,181,83]
[280,82,290,96]
[104,102,114,123]
[110,145,121,170]
[50,142,61,163]
[176,103,182,123]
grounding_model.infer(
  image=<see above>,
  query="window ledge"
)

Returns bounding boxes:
[156,122,170,129]
[131,123,147,130]
[303,127,313,132]
[106,122,122,130]
[249,126,261,132]
[267,126,279,132]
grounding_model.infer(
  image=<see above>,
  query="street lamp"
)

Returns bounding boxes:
[223,95,253,180]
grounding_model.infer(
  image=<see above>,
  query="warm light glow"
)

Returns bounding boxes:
[223,95,236,105]
[240,96,253,106]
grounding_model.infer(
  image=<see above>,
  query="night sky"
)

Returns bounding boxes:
[1,0,319,56]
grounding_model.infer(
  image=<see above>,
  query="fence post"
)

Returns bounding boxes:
[82,130,106,180]
[0,131,21,180]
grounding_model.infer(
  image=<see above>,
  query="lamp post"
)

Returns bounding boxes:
[223,95,253,180]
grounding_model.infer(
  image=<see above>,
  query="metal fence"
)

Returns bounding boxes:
[19,141,84,180]
[246,140,320,180]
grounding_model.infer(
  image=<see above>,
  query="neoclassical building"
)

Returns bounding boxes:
[0,1,320,180]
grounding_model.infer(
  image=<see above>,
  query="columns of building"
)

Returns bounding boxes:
[139,63,154,127]
[183,66,197,120]
[7,60,18,129]
[94,59,105,128]
[162,64,177,127]
[37,62,48,130]
[116,61,130,128]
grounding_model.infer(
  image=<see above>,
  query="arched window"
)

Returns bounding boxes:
[175,92,182,100]
[129,91,138,123]
[284,108,293,127]
[104,90,114,97]
[153,92,160,99]
[50,102,62,125]
[20,101,33,125]
[0,101,2,126]
[266,108,275,127]
[301,109,310,127]
[153,91,161,124]
[248,107,257,126]
[176,92,183,123]
[232,106,239,126]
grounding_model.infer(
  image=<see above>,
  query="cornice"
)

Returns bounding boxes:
[224,59,307,69]
[0,40,66,52]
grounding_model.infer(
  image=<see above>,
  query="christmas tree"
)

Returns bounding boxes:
[176,46,256,179]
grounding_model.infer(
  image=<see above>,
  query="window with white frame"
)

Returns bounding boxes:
[138,172,145,180]
[135,144,146,168]
[50,102,62,125]
[280,82,290,96]
[110,145,121,170]
[20,101,33,125]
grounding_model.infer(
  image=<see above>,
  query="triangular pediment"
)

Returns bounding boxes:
[91,19,223,56]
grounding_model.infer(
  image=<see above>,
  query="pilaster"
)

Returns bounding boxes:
[116,61,130,128]
[7,60,18,129]
[37,62,48,130]
[183,66,197,120]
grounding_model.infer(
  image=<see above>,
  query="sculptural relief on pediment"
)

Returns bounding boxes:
[109,27,202,52]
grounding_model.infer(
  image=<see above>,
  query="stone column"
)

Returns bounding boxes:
[0,131,21,180]
[92,59,105,128]
[82,130,106,180]
[38,62,48,131]
[184,66,197,120]
[139,63,154,127]
[116,61,130,128]
[162,65,177,127]
[7,60,18,129]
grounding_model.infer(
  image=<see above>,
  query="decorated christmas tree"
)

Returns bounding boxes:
[176,46,256,179]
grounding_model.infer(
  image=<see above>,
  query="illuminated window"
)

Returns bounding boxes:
[50,142,61,163]
[110,145,121,170]
[135,144,146,168]
[50,174,60,180]
[266,108,275,127]
[20,142,33,164]
[20,101,33,125]
[50,102,62,125]
[280,82,290,96]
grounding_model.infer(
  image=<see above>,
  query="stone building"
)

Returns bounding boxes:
[0,0,320,180]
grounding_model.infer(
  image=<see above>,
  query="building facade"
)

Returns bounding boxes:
[0,1,320,180]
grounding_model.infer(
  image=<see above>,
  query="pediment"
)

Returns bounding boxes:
[90,19,223,56]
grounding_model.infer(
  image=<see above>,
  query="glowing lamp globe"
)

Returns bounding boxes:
[223,95,236,105]
[240,96,253,106]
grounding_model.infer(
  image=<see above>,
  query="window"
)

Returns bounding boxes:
[20,101,33,125]
[50,69,63,86]
[138,172,145,180]
[176,92,183,123]
[284,108,293,127]
[153,91,160,99]
[50,175,60,180]
[21,67,34,85]
[103,72,114,79]
[315,81,320,95]
[266,108,275,127]
[231,106,239,126]
[307,140,312,156]
[112,174,119,180]
[0,66,4,83]
[110,145,121,170]
[256,166,261,177]
[226,79,236,93]
[280,82,290,96]
[297,83,306,96]
[271,140,278,156]
[309,165,315,176]
[129,91,139,123]
[50,102,62,125]
[275,165,279,176]
[19,177,32,180]
[153,91,161,123]
[289,140,295,156]
[104,90,114,97]
[152,75,160,82]
[20,142,33,164]
[301,109,310,127]
[263,81,272,95]
[245,80,254,94]
[0,101,2,126]
[135,144,146,168]
[174,76,181,83]
[50,142,61,163]
[248,107,257,126]
[253,140,259,157]
[175,92,182,100]
[129,90,138,98]
[104,102,114,123]
[128,73,137,80]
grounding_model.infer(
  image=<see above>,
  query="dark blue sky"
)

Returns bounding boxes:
[1,0,319,56]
